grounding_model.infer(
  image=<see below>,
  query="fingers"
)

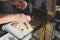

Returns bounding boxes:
[13,14,31,24]
[25,16,31,22]
[17,1,27,10]
[21,14,31,22]
[20,14,31,23]
[11,0,27,10]
[20,1,27,10]
[20,14,31,24]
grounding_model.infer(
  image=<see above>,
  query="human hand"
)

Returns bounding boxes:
[12,14,31,24]
[11,0,27,10]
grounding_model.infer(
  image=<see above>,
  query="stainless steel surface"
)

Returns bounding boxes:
[2,22,33,40]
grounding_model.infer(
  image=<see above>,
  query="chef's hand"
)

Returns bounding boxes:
[11,0,27,10]
[12,14,31,23]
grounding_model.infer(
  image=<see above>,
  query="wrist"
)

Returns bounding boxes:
[11,14,20,22]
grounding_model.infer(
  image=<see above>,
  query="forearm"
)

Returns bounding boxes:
[0,14,16,24]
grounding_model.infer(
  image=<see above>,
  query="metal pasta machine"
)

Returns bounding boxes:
[1,22,34,40]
